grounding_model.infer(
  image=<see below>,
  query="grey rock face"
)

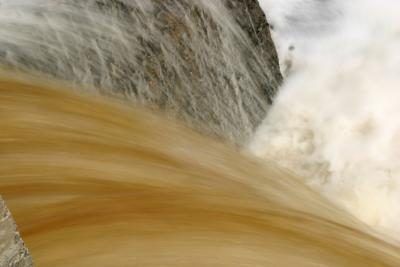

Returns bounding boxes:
[225,0,281,82]
[0,196,33,267]
[0,0,281,144]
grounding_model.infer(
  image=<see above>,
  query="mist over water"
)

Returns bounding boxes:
[253,0,400,238]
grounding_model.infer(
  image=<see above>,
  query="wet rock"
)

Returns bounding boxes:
[0,0,281,144]
[0,196,33,267]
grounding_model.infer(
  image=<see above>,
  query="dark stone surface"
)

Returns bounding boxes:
[226,0,282,93]
[0,0,281,144]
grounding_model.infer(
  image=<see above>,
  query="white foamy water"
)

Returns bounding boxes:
[253,0,400,238]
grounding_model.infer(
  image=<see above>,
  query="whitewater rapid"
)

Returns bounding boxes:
[252,0,400,239]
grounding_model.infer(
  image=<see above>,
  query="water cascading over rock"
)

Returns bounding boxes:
[0,0,281,144]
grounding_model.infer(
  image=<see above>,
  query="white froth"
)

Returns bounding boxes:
[254,0,400,238]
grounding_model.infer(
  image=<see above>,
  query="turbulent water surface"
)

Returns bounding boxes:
[1,0,400,266]
[253,0,400,238]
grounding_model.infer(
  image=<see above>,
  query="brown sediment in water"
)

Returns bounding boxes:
[0,73,399,266]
